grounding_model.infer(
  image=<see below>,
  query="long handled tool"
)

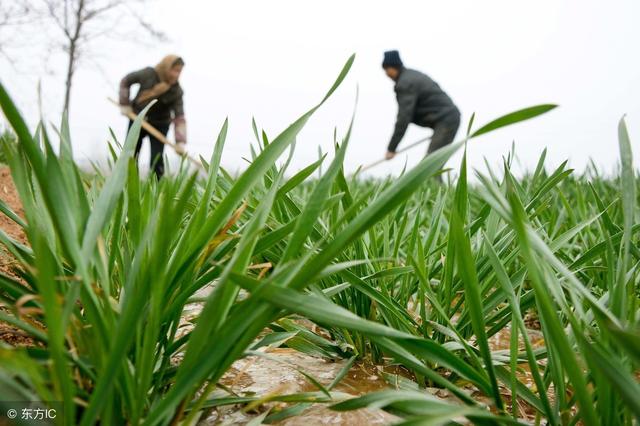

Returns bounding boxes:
[108,98,203,170]
[357,135,431,173]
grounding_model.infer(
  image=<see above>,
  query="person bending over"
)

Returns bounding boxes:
[119,54,187,178]
[382,50,460,169]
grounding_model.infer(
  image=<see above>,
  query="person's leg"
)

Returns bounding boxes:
[128,120,146,161]
[148,124,170,179]
[427,113,461,155]
[426,113,460,182]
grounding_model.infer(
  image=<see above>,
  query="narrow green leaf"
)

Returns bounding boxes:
[471,104,558,138]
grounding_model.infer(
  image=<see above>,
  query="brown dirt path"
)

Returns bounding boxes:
[0,166,27,247]
[0,165,34,346]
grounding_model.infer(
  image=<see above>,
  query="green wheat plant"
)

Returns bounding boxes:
[0,53,637,426]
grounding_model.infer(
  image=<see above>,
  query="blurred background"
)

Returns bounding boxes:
[1,0,639,177]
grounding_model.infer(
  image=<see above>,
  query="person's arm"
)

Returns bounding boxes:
[172,92,187,154]
[119,68,149,106]
[387,84,417,153]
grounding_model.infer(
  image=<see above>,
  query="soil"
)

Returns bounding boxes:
[215,350,399,425]
[0,168,26,240]
[173,286,399,425]
[0,166,36,347]
[0,166,27,258]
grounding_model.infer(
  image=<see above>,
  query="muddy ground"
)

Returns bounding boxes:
[0,166,34,347]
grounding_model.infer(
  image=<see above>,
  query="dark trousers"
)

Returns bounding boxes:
[128,120,169,179]
[427,112,461,155]
[426,112,461,182]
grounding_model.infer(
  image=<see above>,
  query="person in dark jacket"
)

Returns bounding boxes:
[382,50,460,163]
[119,54,187,178]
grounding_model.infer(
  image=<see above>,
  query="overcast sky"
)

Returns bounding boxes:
[2,0,639,177]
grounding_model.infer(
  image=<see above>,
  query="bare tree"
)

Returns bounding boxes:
[36,0,167,113]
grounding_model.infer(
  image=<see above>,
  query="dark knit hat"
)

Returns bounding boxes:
[382,50,403,68]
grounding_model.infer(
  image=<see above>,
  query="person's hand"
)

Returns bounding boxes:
[385,151,396,160]
[119,104,133,117]
[174,141,186,156]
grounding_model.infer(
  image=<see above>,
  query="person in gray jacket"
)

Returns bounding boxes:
[382,50,460,163]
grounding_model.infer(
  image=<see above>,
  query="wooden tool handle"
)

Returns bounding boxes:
[108,98,203,170]
[358,136,432,173]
